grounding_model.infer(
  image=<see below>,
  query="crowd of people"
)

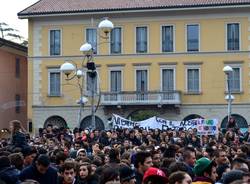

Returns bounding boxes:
[0,118,249,184]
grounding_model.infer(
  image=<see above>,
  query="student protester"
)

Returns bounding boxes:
[192,157,218,184]
[215,164,230,183]
[227,117,238,132]
[76,162,99,184]
[119,166,136,184]
[142,167,168,184]
[168,171,192,184]
[9,120,28,150]
[22,146,37,168]
[182,147,196,179]
[99,167,120,184]
[19,154,58,184]
[0,156,20,184]
[8,152,24,171]
[213,149,229,167]
[151,150,161,168]
[58,161,77,184]
[223,170,250,184]
[133,151,153,184]
[231,157,249,172]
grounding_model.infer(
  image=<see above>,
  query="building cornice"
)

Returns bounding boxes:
[18,4,250,19]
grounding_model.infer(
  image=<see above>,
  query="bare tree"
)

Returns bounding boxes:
[0,22,27,46]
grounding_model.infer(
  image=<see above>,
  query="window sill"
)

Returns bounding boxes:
[49,54,61,56]
[110,53,122,55]
[162,51,174,53]
[184,92,202,95]
[186,50,199,52]
[224,91,243,94]
[47,94,62,97]
[226,49,240,52]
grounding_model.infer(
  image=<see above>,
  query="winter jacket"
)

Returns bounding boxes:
[0,166,20,184]
[19,164,58,184]
[12,132,28,149]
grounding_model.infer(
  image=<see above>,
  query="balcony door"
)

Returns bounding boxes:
[136,70,148,100]
[162,68,174,100]
[110,71,121,100]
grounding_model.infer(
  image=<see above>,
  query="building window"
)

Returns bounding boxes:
[110,27,122,54]
[136,27,147,53]
[187,24,199,52]
[86,71,98,96]
[227,23,240,51]
[49,30,61,55]
[48,69,61,96]
[15,94,20,113]
[110,70,122,100]
[228,67,241,92]
[187,68,200,93]
[162,68,174,91]
[110,71,121,92]
[15,58,20,78]
[162,25,174,52]
[86,28,97,54]
[136,70,148,100]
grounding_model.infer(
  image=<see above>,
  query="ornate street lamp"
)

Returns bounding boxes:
[60,18,113,129]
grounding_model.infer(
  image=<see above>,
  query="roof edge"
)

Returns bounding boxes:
[18,2,250,18]
[0,38,27,53]
[18,0,43,18]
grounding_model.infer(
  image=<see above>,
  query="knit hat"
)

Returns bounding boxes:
[193,157,212,176]
[119,166,135,182]
[143,167,168,183]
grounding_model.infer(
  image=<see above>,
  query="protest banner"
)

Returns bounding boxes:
[196,119,218,135]
[111,114,218,135]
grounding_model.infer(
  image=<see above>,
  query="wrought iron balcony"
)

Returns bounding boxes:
[101,91,181,106]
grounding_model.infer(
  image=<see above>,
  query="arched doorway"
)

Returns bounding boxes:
[44,116,67,128]
[221,114,248,132]
[80,115,105,130]
[182,114,204,121]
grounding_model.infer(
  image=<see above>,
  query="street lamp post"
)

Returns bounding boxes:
[60,18,113,129]
[223,65,233,123]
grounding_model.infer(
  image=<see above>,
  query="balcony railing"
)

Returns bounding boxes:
[101,91,181,106]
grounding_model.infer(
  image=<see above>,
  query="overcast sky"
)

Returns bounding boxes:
[0,0,39,39]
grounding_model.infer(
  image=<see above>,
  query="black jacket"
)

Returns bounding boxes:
[135,170,143,184]
[76,174,99,184]
[12,132,28,149]
[19,164,58,184]
[0,166,20,184]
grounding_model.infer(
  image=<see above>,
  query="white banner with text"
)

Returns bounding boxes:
[111,114,218,135]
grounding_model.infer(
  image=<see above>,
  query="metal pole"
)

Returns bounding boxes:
[78,74,84,127]
[227,74,231,123]
[91,73,96,130]
[78,99,83,126]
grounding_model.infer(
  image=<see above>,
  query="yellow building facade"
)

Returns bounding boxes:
[19,0,250,131]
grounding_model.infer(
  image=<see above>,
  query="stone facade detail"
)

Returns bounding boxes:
[32,24,42,105]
